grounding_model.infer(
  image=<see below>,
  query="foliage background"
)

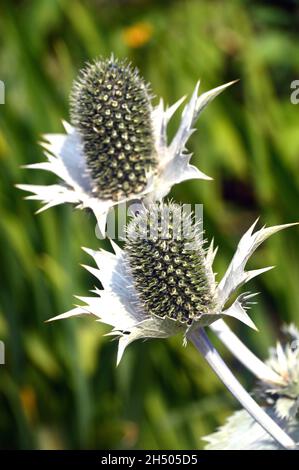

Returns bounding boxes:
[1,0,299,449]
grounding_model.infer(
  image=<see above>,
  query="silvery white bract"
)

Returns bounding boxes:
[261,324,299,421]
[48,215,296,365]
[17,80,233,234]
[204,408,299,450]
[204,324,299,450]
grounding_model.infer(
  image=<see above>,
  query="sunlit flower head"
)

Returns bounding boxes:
[17,56,234,233]
[70,57,156,201]
[48,202,295,365]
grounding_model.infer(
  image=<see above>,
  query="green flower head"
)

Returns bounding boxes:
[125,203,215,324]
[70,57,156,201]
[19,56,233,232]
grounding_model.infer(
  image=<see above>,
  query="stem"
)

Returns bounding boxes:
[188,328,297,450]
[210,319,284,385]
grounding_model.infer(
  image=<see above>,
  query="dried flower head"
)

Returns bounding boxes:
[17,56,235,232]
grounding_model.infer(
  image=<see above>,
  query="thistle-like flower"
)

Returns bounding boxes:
[48,202,298,449]
[49,202,296,364]
[204,325,299,450]
[17,57,234,232]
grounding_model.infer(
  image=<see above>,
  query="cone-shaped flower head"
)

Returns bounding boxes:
[70,58,156,201]
[48,203,296,364]
[125,203,214,324]
[18,56,235,232]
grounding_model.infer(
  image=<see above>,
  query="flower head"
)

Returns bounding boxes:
[17,56,234,232]
[48,202,295,364]
[204,324,299,450]
[70,58,156,201]
[125,203,215,324]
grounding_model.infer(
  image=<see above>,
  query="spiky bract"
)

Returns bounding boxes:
[256,324,299,421]
[70,57,156,201]
[125,203,214,325]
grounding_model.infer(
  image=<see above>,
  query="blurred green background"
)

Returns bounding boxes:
[1,0,299,450]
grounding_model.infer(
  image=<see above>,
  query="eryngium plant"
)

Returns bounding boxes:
[17,54,298,449]
[48,202,297,448]
[49,201,271,360]
[204,325,299,450]
[48,201,297,362]
[17,56,234,232]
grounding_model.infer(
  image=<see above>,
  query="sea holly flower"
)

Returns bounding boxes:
[204,325,299,450]
[49,202,297,449]
[48,203,297,362]
[17,57,234,233]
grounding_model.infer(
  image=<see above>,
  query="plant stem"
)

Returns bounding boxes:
[188,328,297,450]
[210,319,284,384]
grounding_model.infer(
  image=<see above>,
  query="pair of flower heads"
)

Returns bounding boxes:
[18,56,297,363]
[19,56,299,449]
